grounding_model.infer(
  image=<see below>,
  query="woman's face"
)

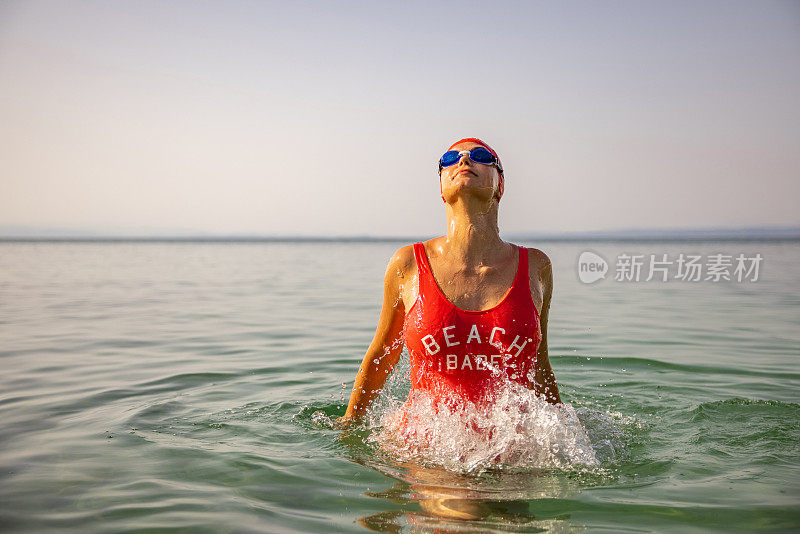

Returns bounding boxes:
[439,141,500,204]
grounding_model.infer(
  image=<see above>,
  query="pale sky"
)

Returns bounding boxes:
[1,0,799,237]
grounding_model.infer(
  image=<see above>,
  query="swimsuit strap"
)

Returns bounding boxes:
[512,245,531,297]
[412,243,435,295]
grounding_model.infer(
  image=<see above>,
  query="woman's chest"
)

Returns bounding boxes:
[400,270,543,316]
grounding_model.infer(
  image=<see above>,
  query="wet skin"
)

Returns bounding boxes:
[342,142,561,425]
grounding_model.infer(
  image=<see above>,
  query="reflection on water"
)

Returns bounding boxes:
[359,509,568,533]
[353,457,583,531]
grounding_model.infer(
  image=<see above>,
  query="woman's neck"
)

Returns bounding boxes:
[442,198,507,267]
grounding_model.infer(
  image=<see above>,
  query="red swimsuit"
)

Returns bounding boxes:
[402,242,542,407]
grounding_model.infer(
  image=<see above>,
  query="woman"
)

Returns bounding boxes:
[341,138,560,427]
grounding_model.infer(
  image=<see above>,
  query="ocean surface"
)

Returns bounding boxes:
[1,239,798,533]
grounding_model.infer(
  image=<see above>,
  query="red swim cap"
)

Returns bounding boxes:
[440,137,504,203]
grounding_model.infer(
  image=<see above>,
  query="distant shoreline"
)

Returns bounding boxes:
[1,226,799,243]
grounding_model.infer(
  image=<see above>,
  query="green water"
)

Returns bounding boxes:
[1,240,798,532]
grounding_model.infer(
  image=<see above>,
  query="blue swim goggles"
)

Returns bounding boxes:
[438,148,503,174]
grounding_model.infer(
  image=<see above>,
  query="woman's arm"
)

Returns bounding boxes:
[341,247,412,426]
[530,253,562,405]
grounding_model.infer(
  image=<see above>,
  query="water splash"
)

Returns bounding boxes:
[366,378,599,475]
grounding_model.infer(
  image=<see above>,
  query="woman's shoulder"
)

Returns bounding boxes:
[523,246,551,265]
[385,243,419,282]
[522,246,553,281]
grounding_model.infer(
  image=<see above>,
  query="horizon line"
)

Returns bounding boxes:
[1,225,799,242]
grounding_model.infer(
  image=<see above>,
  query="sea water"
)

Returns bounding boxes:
[0,240,798,532]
